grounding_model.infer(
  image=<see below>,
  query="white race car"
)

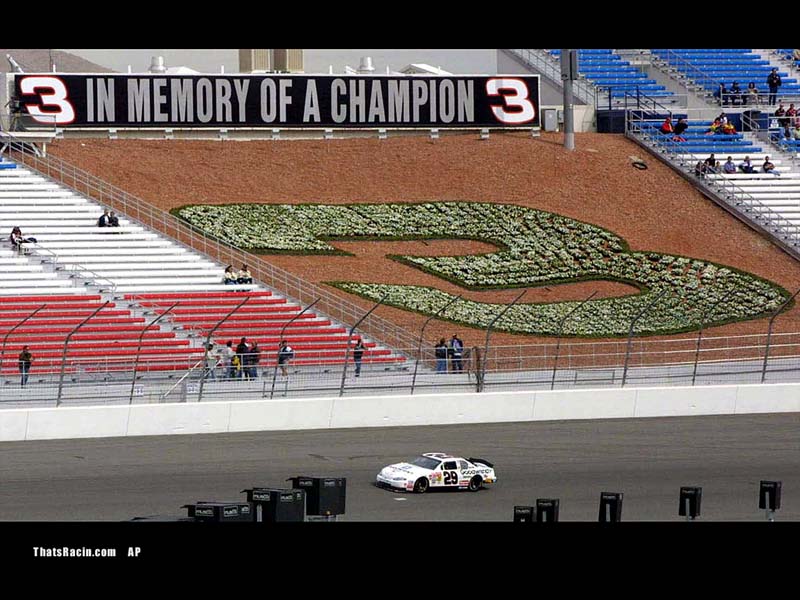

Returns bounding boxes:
[376,452,497,493]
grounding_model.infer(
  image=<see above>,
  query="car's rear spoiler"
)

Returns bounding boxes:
[468,457,494,468]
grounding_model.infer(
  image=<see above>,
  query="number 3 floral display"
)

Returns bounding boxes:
[175,202,790,337]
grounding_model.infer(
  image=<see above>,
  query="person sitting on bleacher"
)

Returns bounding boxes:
[783,124,793,140]
[705,118,723,135]
[747,82,759,106]
[237,264,252,284]
[715,83,729,106]
[108,211,120,227]
[223,265,238,285]
[787,103,797,125]
[775,103,789,129]
[695,161,707,177]
[762,156,780,176]
[672,118,688,141]
[739,156,755,173]
[659,116,673,135]
[704,153,718,173]
[9,226,36,253]
[730,81,742,106]
[723,157,737,174]
[721,121,736,135]
[97,209,110,227]
[792,124,800,140]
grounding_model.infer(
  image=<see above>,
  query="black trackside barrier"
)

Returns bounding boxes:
[130,515,195,522]
[183,502,254,523]
[287,476,346,517]
[513,506,535,523]
[599,492,623,522]
[536,499,560,522]
[759,481,782,512]
[679,487,703,520]
[242,488,306,523]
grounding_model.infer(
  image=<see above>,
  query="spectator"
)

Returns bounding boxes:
[705,118,722,135]
[793,124,800,140]
[221,340,236,378]
[704,153,717,173]
[747,82,759,106]
[715,82,729,106]
[730,81,742,106]
[783,124,793,140]
[695,161,707,177]
[449,334,464,373]
[246,340,261,379]
[223,265,238,285]
[672,118,688,141]
[739,156,755,173]
[237,264,253,284]
[762,156,780,176]
[434,338,448,373]
[352,339,365,377]
[277,340,294,377]
[767,68,782,106]
[9,226,36,253]
[236,337,249,379]
[204,343,219,380]
[721,121,736,135]
[659,116,674,135]
[723,156,737,174]
[108,211,120,227]
[793,49,800,62]
[18,345,32,387]
[97,209,110,227]
[775,103,788,128]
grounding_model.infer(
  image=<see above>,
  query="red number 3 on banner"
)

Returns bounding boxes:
[20,76,76,125]
[485,78,535,125]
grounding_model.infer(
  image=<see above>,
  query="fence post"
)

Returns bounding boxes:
[691,289,736,386]
[0,304,46,377]
[761,287,800,383]
[57,301,111,406]
[339,295,387,398]
[266,298,320,399]
[410,295,462,395]
[479,291,526,393]
[128,302,179,404]
[551,291,597,390]
[621,291,667,388]
[197,296,250,403]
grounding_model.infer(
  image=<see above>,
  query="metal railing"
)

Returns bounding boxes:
[506,49,597,105]
[625,110,800,254]
[0,132,421,357]
[4,326,800,407]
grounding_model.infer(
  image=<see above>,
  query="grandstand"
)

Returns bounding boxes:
[0,152,406,397]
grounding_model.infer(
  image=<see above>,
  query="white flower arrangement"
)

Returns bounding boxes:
[175,202,789,337]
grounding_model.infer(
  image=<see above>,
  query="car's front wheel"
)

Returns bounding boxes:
[468,476,482,492]
[413,477,429,494]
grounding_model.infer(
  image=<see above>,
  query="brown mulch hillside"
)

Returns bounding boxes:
[47,132,800,356]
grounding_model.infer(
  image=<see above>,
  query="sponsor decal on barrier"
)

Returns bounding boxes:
[13,74,540,129]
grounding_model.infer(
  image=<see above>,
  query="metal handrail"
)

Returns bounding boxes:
[1,131,421,356]
[507,49,598,105]
[626,112,800,249]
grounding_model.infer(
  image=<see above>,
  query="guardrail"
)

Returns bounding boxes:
[0,131,421,357]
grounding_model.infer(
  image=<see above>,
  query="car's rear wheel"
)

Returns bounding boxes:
[468,476,482,492]
[414,477,429,494]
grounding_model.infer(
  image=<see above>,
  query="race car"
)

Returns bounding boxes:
[376,452,497,493]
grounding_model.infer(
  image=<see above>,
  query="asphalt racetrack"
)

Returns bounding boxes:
[1,413,799,521]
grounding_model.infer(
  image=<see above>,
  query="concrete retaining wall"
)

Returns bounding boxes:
[1,383,799,442]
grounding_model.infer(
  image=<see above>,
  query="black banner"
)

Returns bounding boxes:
[12,74,540,129]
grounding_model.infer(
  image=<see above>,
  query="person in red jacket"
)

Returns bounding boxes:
[659,116,674,134]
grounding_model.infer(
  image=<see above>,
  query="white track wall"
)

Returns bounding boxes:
[1,383,799,442]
